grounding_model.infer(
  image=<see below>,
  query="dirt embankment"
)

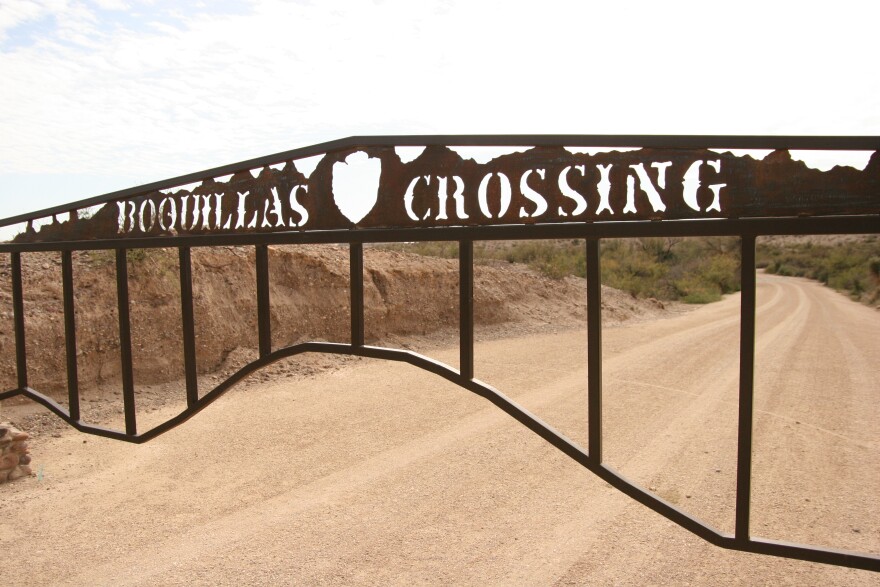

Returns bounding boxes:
[0,245,666,399]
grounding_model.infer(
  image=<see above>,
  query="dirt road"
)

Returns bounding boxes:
[1,273,877,585]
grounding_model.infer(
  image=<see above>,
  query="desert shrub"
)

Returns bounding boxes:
[757,237,880,305]
[381,237,742,304]
[870,256,880,278]
[489,240,586,280]
[382,241,459,259]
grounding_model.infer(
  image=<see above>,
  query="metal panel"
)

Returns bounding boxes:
[1,135,877,235]
[8,143,878,244]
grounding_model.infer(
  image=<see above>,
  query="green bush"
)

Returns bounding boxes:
[757,237,880,305]
[381,237,742,304]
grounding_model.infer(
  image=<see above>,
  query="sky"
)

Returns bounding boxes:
[0,0,878,224]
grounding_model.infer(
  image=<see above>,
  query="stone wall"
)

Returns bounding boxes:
[0,423,32,483]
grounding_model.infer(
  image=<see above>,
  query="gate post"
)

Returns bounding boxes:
[350,243,365,347]
[62,251,80,422]
[178,247,199,407]
[736,235,757,542]
[459,240,474,380]
[256,245,272,358]
[10,252,27,391]
[115,249,137,436]
[586,239,602,465]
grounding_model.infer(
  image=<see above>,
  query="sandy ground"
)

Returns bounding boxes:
[0,273,878,586]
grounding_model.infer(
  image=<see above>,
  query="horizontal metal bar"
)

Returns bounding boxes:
[355,134,880,150]
[2,215,878,254]
[2,134,876,229]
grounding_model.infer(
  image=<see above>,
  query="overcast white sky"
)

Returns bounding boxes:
[1,0,878,222]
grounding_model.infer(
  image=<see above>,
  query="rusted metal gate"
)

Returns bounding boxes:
[1,135,878,571]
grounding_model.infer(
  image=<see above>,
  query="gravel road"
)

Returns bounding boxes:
[1,273,877,585]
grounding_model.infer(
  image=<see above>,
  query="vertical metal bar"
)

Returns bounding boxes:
[255,244,272,358]
[116,249,137,436]
[61,251,80,421]
[586,239,603,464]
[736,235,757,542]
[459,240,474,380]
[350,243,365,347]
[10,252,27,390]
[178,247,199,407]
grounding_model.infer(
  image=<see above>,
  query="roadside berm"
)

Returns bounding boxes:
[0,244,667,398]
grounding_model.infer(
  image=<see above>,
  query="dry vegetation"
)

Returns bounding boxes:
[385,235,880,308]
[383,237,743,304]
[757,235,880,307]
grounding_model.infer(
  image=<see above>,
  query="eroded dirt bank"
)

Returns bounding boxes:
[0,245,666,399]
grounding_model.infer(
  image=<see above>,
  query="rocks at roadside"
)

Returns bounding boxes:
[0,423,32,484]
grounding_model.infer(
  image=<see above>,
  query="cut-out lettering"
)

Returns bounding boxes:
[706,160,725,212]
[624,162,668,214]
[519,169,549,218]
[682,160,725,212]
[288,185,309,227]
[117,201,136,234]
[596,164,614,215]
[139,200,157,233]
[180,196,201,231]
[558,165,588,216]
[88,144,878,243]
[158,197,177,232]
[477,172,512,219]
[404,176,430,221]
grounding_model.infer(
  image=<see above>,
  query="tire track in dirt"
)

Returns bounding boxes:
[1,274,877,586]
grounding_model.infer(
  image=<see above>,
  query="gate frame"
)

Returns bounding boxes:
[1,135,878,572]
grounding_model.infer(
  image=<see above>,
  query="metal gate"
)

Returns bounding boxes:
[1,135,878,571]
